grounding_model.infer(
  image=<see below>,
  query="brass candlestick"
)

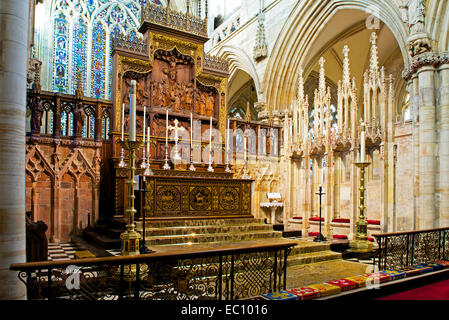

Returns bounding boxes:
[120,139,144,256]
[350,161,373,253]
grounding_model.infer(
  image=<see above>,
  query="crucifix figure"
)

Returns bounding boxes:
[168,118,185,162]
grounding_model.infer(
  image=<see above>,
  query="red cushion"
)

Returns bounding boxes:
[333,235,348,240]
[332,218,350,223]
[368,237,374,242]
[310,217,325,222]
[367,220,381,225]
[326,279,358,292]
[292,217,303,220]
[309,232,319,237]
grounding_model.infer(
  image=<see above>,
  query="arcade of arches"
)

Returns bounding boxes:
[1,0,449,300]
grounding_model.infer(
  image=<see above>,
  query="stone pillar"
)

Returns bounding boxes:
[439,65,449,227]
[417,66,437,229]
[0,0,29,299]
[324,152,333,238]
[411,75,419,230]
[349,150,358,240]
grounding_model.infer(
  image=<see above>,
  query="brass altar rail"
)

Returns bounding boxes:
[11,240,296,300]
[373,227,449,271]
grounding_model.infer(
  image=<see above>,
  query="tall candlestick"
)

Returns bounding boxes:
[207,117,214,172]
[225,118,231,172]
[189,113,196,171]
[226,118,229,158]
[244,136,247,162]
[209,117,212,162]
[121,103,125,141]
[163,109,170,170]
[361,122,366,162]
[166,109,168,144]
[143,106,146,144]
[147,127,150,157]
[129,80,137,141]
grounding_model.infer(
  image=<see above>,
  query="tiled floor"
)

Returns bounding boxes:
[47,242,88,261]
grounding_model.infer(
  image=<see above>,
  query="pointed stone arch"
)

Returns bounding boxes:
[215,45,264,102]
[263,0,409,114]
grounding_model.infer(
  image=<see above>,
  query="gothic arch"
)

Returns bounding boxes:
[263,0,410,114]
[215,45,263,102]
[59,149,96,183]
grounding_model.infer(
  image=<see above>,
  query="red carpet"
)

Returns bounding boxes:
[378,279,449,300]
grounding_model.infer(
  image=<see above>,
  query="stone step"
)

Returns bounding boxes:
[140,218,265,229]
[141,223,274,237]
[147,230,283,246]
[287,250,342,267]
[289,242,331,255]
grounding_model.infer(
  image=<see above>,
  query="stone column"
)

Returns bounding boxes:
[411,75,419,230]
[349,149,358,240]
[0,0,29,299]
[439,65,449,227]
[417,65,437,229]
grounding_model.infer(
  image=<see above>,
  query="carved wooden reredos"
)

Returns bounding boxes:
[112,8,229,151]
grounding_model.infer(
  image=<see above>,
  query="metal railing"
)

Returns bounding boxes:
[10,241,296,300]
[373,227,449,271]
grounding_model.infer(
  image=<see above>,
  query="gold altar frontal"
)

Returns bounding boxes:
[143,172,252,219]
[114,168,253,220]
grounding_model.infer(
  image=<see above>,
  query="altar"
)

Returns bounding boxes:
[140,172,252,219]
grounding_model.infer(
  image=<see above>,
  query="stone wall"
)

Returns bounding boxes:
[26,139,101,242]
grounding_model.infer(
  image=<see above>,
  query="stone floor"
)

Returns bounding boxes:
[286,259,375,289]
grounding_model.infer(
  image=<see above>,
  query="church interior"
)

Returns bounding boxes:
[1,0,449,301]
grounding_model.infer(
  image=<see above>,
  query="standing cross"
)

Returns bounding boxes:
[168,119,185,161]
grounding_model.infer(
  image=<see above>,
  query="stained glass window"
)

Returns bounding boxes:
[48,0,163,100]
[61,110,74,136]
[82,107,95,138]
[92,21,106,98]
[102,112,111,140]
[53,13,69,93]
[72,18,88,95]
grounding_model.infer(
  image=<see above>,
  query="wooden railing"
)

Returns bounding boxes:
[10,241,296,300]
[373,227,449,271]
[26,90,112,142]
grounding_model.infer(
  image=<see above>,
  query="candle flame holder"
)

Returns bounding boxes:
[119,139,144,257]
[118,148,127,168]
[350,161,373,253]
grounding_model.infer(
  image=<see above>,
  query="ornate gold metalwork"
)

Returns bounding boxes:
[350,161,373,253]
[120,140,145,256]
[141,177,252,217]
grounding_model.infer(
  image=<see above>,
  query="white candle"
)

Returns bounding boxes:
[166,109,168,145]
[190,113,193,149]
[129,80,137,141]
[226,118,230,159]
[244,137,247,161]
[147,126,150,158]
[143,106,146,145]
[209,117,212,162]
[121,103,125,141]
[361,122,366,162]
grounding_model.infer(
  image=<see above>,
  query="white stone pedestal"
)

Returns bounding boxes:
[260,202,284,224]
